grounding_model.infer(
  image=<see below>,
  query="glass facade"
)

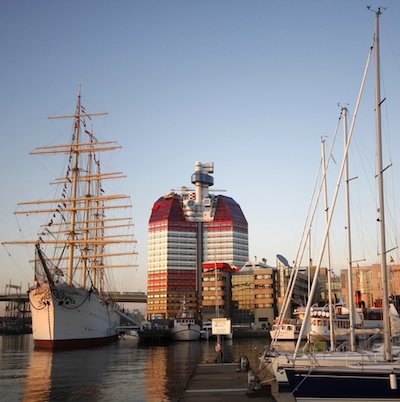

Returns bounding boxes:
[231,262,278,328]
[147,192,248,320]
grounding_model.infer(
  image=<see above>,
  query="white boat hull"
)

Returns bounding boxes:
[171,323,201,341]
[29,283,120,349]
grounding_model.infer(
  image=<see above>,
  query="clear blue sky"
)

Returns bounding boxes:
[1,1,400,294]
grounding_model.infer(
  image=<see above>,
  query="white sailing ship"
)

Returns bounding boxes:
[3,89,137,349]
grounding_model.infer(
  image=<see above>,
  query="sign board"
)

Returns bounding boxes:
[212,318,231,335]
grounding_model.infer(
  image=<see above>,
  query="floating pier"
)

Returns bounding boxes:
[178,362,277,401]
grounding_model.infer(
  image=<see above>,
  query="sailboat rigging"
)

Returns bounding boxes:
[2,88,137,349]
[284,8,400,400]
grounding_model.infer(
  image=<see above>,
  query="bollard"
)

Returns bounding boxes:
[390,373,397,390]
[237,355,250,372]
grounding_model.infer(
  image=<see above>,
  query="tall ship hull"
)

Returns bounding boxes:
[29,283,120,349]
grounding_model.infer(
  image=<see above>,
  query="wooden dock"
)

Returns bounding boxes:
[178,362,278,401]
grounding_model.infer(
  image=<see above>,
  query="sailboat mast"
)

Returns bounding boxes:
[67,88,82,285]
[373,8,391,361]
[321,138,335,351]
[343,106,357,352]
[308,228,312,295]
[293,45,372,359]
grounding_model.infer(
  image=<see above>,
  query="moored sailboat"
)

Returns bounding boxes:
[285,8,400,400]
[2,89,137,349]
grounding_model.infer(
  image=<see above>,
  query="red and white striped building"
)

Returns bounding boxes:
[146,162,248,320]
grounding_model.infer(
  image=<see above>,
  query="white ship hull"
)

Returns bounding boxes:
[171,323,201,341]
[29,283,120,349]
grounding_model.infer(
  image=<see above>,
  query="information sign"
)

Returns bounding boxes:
[212,318,231,335]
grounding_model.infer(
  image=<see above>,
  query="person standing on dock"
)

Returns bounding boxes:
[215,340,222,363]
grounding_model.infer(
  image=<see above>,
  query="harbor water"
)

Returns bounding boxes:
[0,334,274,402]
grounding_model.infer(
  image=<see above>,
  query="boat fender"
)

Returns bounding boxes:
[390,373,397,390]
[237,355,250,372]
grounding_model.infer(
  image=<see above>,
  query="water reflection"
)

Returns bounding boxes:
[145,346,168,401]
[165,342,202,400]
[144,341,203,401]
[23,350,52,401]
[22,344,112,401]
[0,334,32,352]
[0,335,272,401]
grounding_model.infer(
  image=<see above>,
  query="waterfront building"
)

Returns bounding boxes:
[146,162,248,320]
[231,258,277,329]
[230,256,311,328]
[201,262,237,322]
[340,263,400,308]
[317,267,342,305]
[276,255,309,316]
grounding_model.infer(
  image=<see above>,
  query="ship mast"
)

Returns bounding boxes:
[372,7,391,361]
[94,153,105,292]
[2,89,139,289]
[67,88,82,285]
[81,126,94,288]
